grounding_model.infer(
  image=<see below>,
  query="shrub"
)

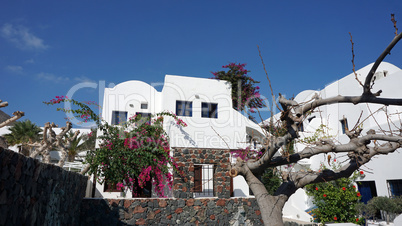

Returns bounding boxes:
[305,160,362,224]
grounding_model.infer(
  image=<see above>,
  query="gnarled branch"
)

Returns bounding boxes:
[363,32,402,94]
[0,111,25,128]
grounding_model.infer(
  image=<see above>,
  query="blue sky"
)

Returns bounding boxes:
[1,0,402,128]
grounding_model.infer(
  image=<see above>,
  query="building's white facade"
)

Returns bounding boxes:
[272,62,402,221]
[101,75,263,149]
[94,74,265,198]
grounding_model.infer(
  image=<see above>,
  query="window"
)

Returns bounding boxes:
[340,118,348,134]
[387,180,402,197]
[176,101,192,117]
[104,180,120,192]
[230,176,234,197]
[357,181,377,204]
[141,103,148,109]
[201,102,218,118]
[132,178,152,198]
[136,112,151,119]
[111,111,128,125]
[135,112,151,125]
[193,164,215,197]
[194,165,202,193]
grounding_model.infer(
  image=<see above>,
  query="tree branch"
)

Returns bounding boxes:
[246,133,293,173]
[363,32,402,94]
[0,101,8,108]
[281,94,402,118]
[0,111,25,128]
[291,139,400,191]
[249,130,402,172]
[30,121,74,167]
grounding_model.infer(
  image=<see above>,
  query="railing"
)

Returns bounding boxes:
[63,161,85,173]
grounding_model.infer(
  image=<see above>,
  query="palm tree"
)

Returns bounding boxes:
[4,119,42,156]
[65,129,96,162]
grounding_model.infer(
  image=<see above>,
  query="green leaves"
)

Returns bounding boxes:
[211,63,264,112]
[4,119,42,156]
[306,162,361,224]
[4,119,42,145]
[44,97,101,125]
[261,168,281,195]
[85,112,184,197]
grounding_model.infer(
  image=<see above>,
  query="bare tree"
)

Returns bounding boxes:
[229,29,402,225]
[0,99,24,128]
[30,121,80,167]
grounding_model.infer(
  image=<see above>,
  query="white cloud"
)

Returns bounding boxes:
[1,23,49,50]
[37,72,69,83]
[25,58,35,64]
[74,76,96,83]
[36,73,96,84]
[6,65,23,74]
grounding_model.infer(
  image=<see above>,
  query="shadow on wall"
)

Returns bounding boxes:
[0,147,87,226]
[169,120,196,147]
[80,199,128,225]
[234,189,247,197]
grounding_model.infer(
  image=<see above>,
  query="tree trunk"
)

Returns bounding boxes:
[256,194,287,226]
[57,148,67,167]
[67,154,75,162]
[386,212,389,225]
[240,163,287,226]
[20,145,30,156]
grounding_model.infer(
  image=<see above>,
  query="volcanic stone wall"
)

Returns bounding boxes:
[80,197,263,225]
[0,147,87,225]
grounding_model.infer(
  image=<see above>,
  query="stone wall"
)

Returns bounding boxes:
[0,147,88,225]
[80,197,263,225]
[80,146,314,225]
[172,148,232,199]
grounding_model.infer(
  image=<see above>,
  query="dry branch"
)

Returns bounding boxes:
[30,121,78,167]
[0,111,25,128]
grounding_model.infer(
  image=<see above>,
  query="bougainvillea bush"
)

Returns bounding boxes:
[305,159,363,224]
[87,112,186,197]
[45,96,185,197]
[45,95,101,125]
[211,63,264,112]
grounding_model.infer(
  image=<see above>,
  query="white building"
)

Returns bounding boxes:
[93,74,265,198]
[273,62,402,221]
